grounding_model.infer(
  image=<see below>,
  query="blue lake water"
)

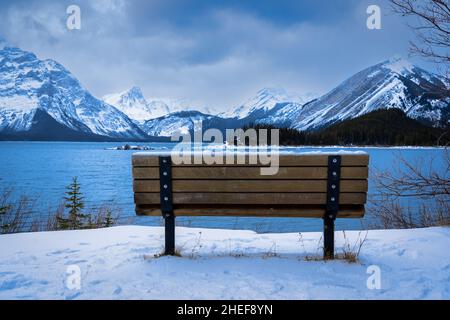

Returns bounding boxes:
[0,142,447,232]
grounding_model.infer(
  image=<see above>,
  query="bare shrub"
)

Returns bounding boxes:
[336,231,368,263]
[389,0,450,67]
[298,232,322,261]
[0,187,36,234]
[262,241,279,259]
[374,151,449,198]
[369,195,449,229]
[88,205,121,229]
[188,231,203,259]
[298,230,367,262]
[371,149,450,229]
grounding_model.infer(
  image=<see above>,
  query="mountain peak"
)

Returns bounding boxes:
[0,46,38,64]
[104,86,146,107]
[290,56,448,131]
[257,87,288,98]
[127,86,144,98]
[222,87,317,119]
[382,56,414,75]
[103,86,171,122]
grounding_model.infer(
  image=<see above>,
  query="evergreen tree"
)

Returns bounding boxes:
[0,203,11,233]
[103,208,115,227]
[58,177,87,230]
[242,109,448,146]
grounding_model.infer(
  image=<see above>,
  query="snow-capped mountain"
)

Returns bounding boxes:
[104,87,219,122]
[0,46,147,140]
[137,87,316,137]
[158,97,219,115]
[141,111,216,137]
[0,44,447,141]
[222,87,317,119]
[103,87,170,122]
[106,55,449,137]
[287,57,449,131]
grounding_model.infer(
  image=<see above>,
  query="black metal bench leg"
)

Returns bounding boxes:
[159,156,175,255]
[323,214,335,259]
[164,214,175,255]
[324,155,341,260]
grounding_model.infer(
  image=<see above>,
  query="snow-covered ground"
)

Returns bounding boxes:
[0,226,448,299]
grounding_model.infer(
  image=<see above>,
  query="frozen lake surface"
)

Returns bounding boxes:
[0,142,446,232]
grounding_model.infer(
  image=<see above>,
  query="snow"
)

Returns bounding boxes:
[103,87,169,122]
[383,56,414,75]
[0,95,38,112]
[103,87,214,122]
[367,70,380,78]
[158,97,216,115]
[133,148,367,157]
[0,226,448,299]
[222,88,317,119]
[142,111,214,137]
[362,76,407,113]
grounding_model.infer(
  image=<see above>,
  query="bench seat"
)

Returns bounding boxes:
[132,151,369,258]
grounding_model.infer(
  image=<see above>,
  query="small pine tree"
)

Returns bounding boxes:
[103,209,115,227]
[0,204,11,233]
[56,209,71,230]
[58,177,87,230]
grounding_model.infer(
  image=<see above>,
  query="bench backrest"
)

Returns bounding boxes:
[132,152,369,218]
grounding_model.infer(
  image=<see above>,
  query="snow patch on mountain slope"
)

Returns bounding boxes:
[255,102,305,126]
[223,88,317,119]
[383,56,414,75]
[142,111,214,137]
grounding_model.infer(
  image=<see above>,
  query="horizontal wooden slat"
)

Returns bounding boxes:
[132,166,368,180]
[135,192,366,205]
[133,179,368,193]
[135,204,365,218]
[132,154,369,167]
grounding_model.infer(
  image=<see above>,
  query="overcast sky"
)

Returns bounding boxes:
[0,0,438,111]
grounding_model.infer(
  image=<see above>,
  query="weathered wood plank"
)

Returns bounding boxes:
[133,179,368,193]
[134,192,367,205]
[132,166,369,180]
[135,205,365,218]
[132,154,369,167]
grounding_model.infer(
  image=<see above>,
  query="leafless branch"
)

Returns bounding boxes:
[390,0,450,67]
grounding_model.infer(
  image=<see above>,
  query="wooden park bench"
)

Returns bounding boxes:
[132,152,369,259]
